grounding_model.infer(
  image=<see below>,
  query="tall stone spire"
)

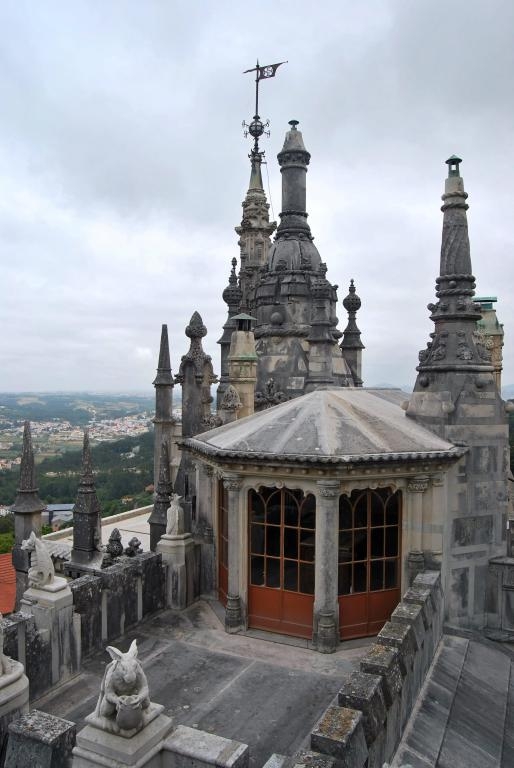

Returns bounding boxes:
[69,429,103,569]
[217,258,243,408]
[406,157,508,629]
[340,280,364,387]
[410,156,494,400]
[236,153,276,313]
[148,440,172,551]
[11,421,46,605]
[251,121,353,401]
[153,324,175,492]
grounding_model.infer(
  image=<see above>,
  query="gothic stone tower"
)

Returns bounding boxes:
[252,121,354,402]
[406,156,509,629]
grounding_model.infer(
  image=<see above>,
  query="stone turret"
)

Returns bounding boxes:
[236,151,276,313]
[406,156,508,629]
[148,440,172,551]
[11,421,46,606]
[340,280,364,386]
[69,430,104,570]
[252,121,353,402]
[217,259,243,408]
[152,324,174,492]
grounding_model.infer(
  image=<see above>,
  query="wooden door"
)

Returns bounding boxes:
[338,488,401,639]
[248,488,315,638]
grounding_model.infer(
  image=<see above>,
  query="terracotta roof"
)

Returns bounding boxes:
[0,552,16,615]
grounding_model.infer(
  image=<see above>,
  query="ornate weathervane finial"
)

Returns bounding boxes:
[242,59,287,158]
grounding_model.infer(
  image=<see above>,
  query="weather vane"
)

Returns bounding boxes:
[242,59,287,158]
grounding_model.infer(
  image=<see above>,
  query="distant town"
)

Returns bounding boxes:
[0,392,182,470]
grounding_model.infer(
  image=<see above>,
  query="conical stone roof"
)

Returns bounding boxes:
[184,388,462,464]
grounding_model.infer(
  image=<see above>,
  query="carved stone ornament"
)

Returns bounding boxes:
[317,483,340,498]
[223,476,242,492]
[407,476,430,493]
[220,384,242,412]
[255,377,289,410]
[124,537,143,557]
[106,528,124,558]
[90,639,154,736]
[166,494,185,536]
[21,531,55,588]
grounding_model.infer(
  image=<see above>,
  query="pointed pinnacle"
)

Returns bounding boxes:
[11,421,46,515]
[153,324,174,386]
[80,429,95,487]
[158,324,171,370]
[19,421,36,491]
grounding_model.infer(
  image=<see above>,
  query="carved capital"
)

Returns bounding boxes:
[223,475,242,492]
[407,476,429,494]
[316,481,340,499]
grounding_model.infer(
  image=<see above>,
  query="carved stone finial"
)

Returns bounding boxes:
[106,529,124,559]
[221,384,242,412]
[185,311,207,340]
[343,279,361,314]
[222,259,243,310]
[125,537,143,557]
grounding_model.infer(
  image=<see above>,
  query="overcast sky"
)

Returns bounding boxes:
[1,0,513,395]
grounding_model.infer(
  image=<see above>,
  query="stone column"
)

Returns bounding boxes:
[223,475,244,633]
[313,480,340,653]
[407,476,429,584]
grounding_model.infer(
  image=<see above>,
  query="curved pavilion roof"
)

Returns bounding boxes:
[184,388,464,466]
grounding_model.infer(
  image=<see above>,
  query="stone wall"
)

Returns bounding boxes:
[301,571,444,768]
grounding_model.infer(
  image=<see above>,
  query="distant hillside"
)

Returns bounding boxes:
[0,430,154,515]
[0,392,155,427]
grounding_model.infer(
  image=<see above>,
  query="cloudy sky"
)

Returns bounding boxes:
[1,0,513,394]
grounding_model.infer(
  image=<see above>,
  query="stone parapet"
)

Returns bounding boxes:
[304,571,444,768]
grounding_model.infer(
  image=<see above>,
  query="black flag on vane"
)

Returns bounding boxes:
[244,61,287,81]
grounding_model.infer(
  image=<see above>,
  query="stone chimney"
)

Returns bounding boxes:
[228,314,258,418]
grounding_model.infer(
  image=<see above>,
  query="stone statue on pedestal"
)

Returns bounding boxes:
[21,531,55,588]
[91,640,155,737]
[166,494,184,536]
